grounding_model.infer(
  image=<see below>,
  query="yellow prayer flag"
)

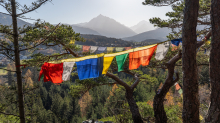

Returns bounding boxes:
[70,39,75,44]
[205,41,211,45]
[200,115,204,120]
[102,56,114,74]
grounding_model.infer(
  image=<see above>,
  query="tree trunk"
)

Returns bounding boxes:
[205,0,220,122]
[125,89,143,123]
[182,0,200,123]
[11,0,25,122]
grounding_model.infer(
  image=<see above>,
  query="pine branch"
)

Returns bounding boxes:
[16,0,49,16]
[19,23,60,51]
[0,111,19,117]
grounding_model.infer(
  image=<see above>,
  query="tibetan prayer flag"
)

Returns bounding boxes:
[116,53,128,72]
[40,74,44,81]
[102,56,114,74]
[76,44,82,49]
[62,62,75,81]
[175,83,181,90]
[76,55,104,80]
[171,44,179,51]
[205,49,210,56]
[155,42,170,60]
[70,39,75,44]
[83,45,91,52]
[38,62,64,84]
[200,115,204,120]
[115,47,124,52]
[96,47,107,54]
[171,38,182,46]
[107,47,115,53]
[90,46,98,53]
[178,89,183,95]
[129,45,157,70]
[125,47,132,50]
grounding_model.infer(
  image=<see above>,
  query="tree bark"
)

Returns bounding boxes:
[11,0,25,122]
[153,51,181,123]
[182,0,200,122]
[125,89,143,123]
[205,0,220,122]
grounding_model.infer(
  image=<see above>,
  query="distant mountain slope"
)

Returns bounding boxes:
[123,27,172,42]
[130,20,156,34]
[78,34,134,47]
[83,15,136,38]
[0,13,33,27]
[71,25,100,35]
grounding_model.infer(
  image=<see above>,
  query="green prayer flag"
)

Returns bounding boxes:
[40,74,44,81]
[178,89,183,95]
[116,53,128,72]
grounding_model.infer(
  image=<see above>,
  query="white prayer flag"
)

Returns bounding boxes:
[62,62,75,81]
[155,42,170,60]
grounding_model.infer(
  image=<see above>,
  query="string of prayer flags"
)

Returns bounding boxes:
[102,56,115,74]
[125,47,132,50]
[38,62,76,84]
[96,47,107,54]
[82,45,91,53]
[90,46,98,53]
[155,42,170,60]
[62,62,75,81]
[38,62,64,84]
[107,47,115,53]
[116,53,128,72]
[76,54,104,80]
[115,47,124,52]
[129,45,157,70]
[171,38,182,46]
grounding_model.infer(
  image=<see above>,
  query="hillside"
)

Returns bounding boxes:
[0,13,33,27]
[123,27,172,42]
[78,34,134,47]
[71,25,101,35]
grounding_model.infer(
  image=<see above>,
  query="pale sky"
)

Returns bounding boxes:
[1,0,173,27]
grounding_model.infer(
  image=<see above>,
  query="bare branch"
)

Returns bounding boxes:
[17,0,49,16]
[0,111,20,117]
[0,67,16,72]
[131,75,140,90]
[0,11,11,16]
[106,72,131,90]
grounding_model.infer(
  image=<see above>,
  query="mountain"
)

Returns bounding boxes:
[71,25,100,35]
[123,27,172,42]
[83,14,137,38]
[0,13,33,27]
[130,20,157,34]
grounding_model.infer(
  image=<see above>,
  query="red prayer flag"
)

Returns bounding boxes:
[175,83,181,90]
[125,47,132,50]
[82,45,91,52]
[129,45,157,70]
[38,62,63,84]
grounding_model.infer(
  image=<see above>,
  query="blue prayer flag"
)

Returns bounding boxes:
[76,56,103,80]
[171,38,182,46]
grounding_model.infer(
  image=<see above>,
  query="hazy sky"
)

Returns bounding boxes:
[1,0,172,27]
